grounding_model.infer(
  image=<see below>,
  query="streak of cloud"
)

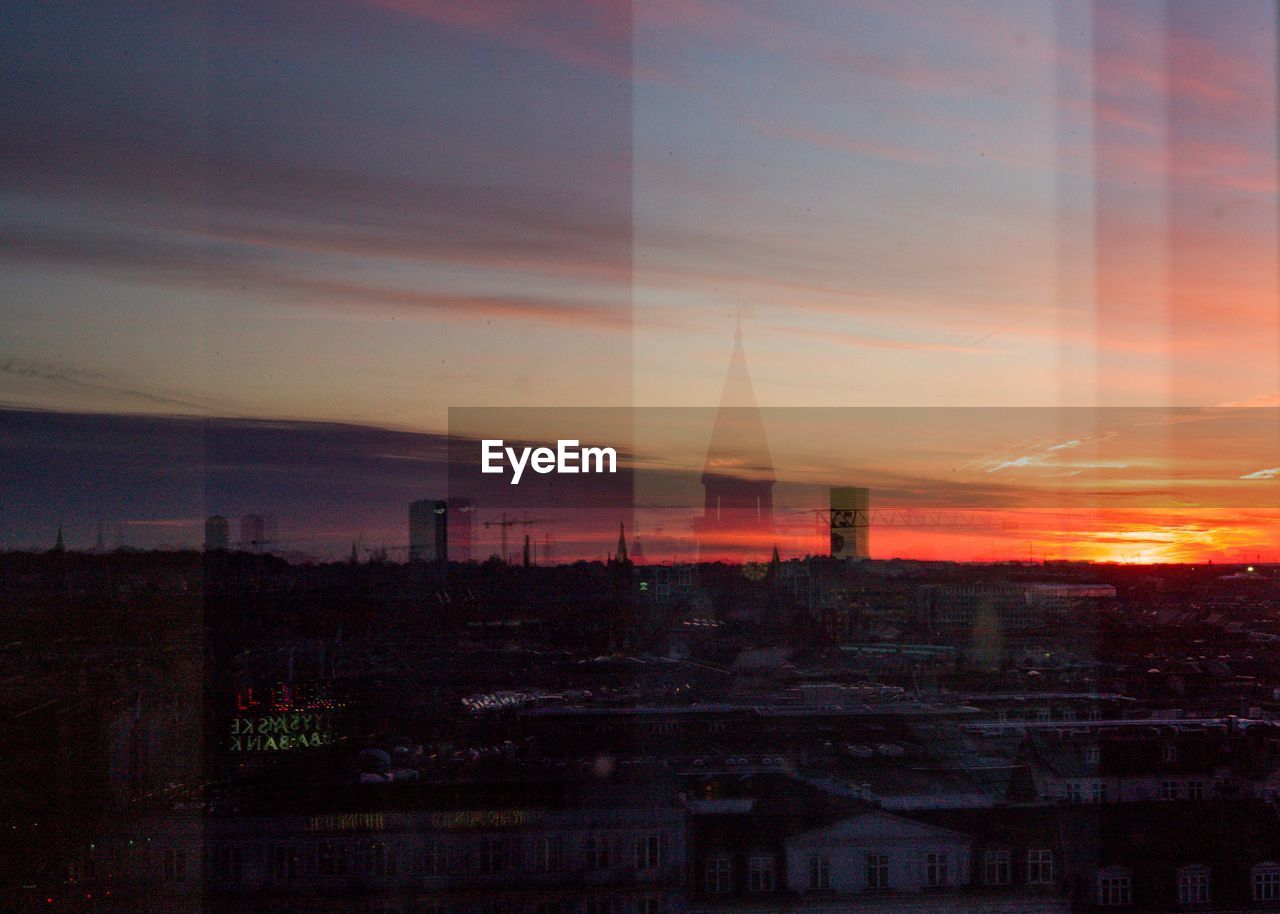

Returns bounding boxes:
[1240,468,1280,480]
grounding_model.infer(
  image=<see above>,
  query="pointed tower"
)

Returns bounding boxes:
[692,321,775,560]
[53,523,65,554]
[616,522,628,564]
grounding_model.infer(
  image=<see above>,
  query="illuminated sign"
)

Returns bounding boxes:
[236,680,345,713]
[229,712,336,752]
[430,810,528,830]
[307,813,387,832]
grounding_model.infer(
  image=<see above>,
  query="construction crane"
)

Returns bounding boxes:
[780,508,1011,555]
[482,514,560,565]
[784,508,1011,529]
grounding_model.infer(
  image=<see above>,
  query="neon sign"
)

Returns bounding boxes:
[229,712,336,751]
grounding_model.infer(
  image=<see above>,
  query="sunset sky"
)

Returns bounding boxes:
[1,1,1277,560]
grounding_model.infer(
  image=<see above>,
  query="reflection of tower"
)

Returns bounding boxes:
[445,498,474,562]
[829,487,870,559]
[692,321,775,561]
[239,514,276,551]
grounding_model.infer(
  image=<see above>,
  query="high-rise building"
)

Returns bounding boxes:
[829,486,870,559]
[205,515,230,550]
[409,498,473,563]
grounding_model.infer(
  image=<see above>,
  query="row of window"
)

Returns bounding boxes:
[699,852,1277,902]
[194,834,668,883]
[1095,863,1280,906]
[992,707,1108,723]
[1062,778,1206,803]
[794,850,1053,892]
[703,854,777,894]
[275,899,665,914]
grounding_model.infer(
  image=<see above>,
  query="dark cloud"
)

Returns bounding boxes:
[0,408,451,554]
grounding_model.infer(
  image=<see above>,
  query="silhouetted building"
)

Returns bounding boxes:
[409,498,473,562]
[205,515,230,550]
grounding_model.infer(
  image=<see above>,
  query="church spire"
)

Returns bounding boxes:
[616,522,628,564]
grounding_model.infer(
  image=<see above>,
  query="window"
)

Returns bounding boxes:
[475,837,508,875]
[1160,780,1179,800]
[532,836,563,872]
[1254,864,1280,902]
[318,842,348,877]
[984,849,1010,885]
[866,853,889,890]
[1097,869,1132,906]
[704,855,731,894]
[163,847,186,883]
[585,835,610,870]
[1067,781,1083,803]
[1091,781,1107,803]
[1188,780,1204,800]
[1163,744,1177,763]
[214,845,243,883]
[422,842,447,876]
[925,853,948,887]
[1027,849,1054,884]
[369,842,396,877]
[585,902,613,914]
[1177,865,1210,904]
[808,854,831,890]
[748,855,775,892]
[1084,746,1100,764]
[634,834,661,871]
[270,844,299,881]
[1036,708,1052,722]
[635,898,660,914]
